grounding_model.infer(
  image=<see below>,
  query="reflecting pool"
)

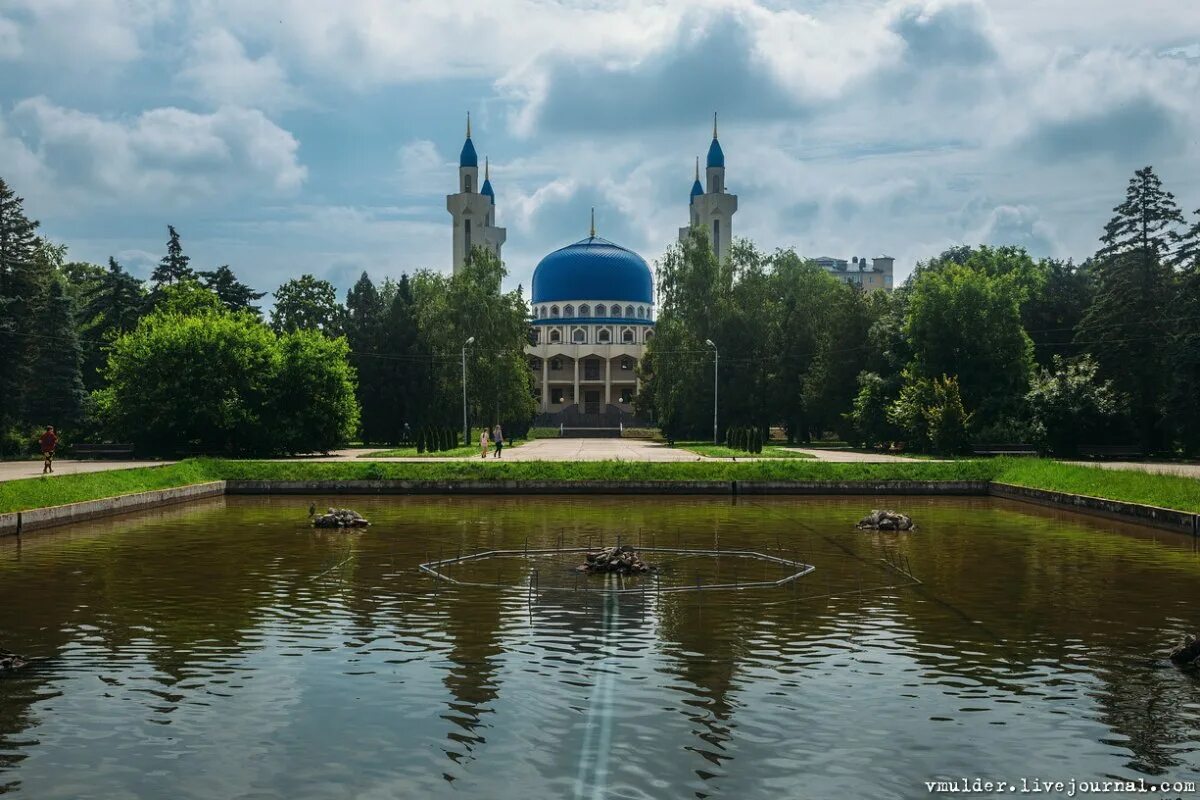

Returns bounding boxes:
[1,495,1198,798]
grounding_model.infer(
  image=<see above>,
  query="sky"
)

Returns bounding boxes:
[1,0,1198,299]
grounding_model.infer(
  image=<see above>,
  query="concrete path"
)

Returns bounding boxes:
[323,439,706,462]
[0,459,173,483]
[782,447,920,462]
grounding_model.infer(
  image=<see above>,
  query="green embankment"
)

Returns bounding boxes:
[2,457,1199,515]
[674,442,814,459]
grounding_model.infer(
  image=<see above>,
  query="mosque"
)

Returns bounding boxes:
[447,115,737,421]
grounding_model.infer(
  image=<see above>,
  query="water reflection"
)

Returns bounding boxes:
[0,495,1198,799]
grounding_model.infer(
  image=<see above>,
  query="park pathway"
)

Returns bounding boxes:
[782,447,920,462]
[0,459,172,483]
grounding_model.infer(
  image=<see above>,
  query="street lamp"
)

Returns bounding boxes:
[462,336,475,445]
[705,339,718,444]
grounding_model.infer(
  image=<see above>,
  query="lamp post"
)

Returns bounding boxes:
[462,336,475,445]
[705,338,718,444]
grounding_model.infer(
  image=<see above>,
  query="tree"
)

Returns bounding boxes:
[923,375,972,455]
[342,272,387,442]
[80,257,146,389]
[23,278,87,430]
[905,262,1033,431]
[411,247,535,439]
[98,310,280,454]
[1026,356,1125,456]
[374,274,426,444]
[153,279,224,316]
[199,265,266,316]
[150,225,194,288]
[803,282,875,440]
[1078,166,1184,452]
[1167,206,1200,452]
[1023,258,1094,366]
[271,329,359,453]
[846,371,899,449]
[0,177,44,432]
[271,274,343,335]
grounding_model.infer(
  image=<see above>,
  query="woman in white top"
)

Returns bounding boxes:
[479,429,490,459]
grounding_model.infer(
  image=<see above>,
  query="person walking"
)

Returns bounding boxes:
[492,423,504,458]
[479,428,490,459]
[39,426,58,475]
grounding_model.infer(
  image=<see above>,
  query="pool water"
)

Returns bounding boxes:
[1,495,1198,799]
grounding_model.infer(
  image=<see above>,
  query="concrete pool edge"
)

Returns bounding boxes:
[2,479,1196,537]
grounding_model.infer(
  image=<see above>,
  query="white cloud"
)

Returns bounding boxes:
[0,0,169,70]
[178,28,302,111]
[0,15,20,59]
[397,140,446,195]
[2,98,307,210]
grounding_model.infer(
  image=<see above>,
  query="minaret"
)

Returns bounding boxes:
[679,112,738,263]
[446,113,505,272]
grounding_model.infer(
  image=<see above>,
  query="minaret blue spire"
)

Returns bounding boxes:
[706,111,724,169]
[481,157,495,203]
[690,155,703,203]
[459,112,478,168]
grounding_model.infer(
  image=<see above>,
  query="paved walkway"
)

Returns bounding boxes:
[782,447,920,462]
[1063,460,1200,479]
[0,459,173,483]
[322,439,706,462]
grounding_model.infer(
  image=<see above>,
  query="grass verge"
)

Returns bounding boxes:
[2,457,1199,516]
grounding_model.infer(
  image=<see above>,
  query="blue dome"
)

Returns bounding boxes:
[706,137,724,169]
[459,137,478,168]
[532,236,653,304]
[690,178,703,202]
[481,178,494,202]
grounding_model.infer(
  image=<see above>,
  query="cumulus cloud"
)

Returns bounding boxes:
[397,140,447,195]
[1,98,306,209]
[973,204,1061,257]
[0,0,168,70]
[0,15,20,59]
[179,28,302,111]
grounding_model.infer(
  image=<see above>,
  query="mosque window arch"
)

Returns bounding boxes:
[564,304,575,318]
[636,306,645,319]
[621,357,632,371]
[572,328,586,343]
[644,330,654,341]
[579,304,590,317]
[550,358,562,370]
[598,328,611,343]
[624,305,634,318]
[595,304,606,318]
[622,329,634,344]
[550,329,561,343]
[531,307,539,319]
[550,305,560,318]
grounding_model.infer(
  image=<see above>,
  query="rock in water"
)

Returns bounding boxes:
[856,509,914,531]
[578,545,655,575]
[1169,634,1200,669]
[312,508,370,529]
[0,649,29,673]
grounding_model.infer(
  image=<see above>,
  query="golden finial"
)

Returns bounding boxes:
[713,111,719,139]
[695,155,700,180]
[466,111,471,138]
[590,207,596,238]
[485,157,489,179]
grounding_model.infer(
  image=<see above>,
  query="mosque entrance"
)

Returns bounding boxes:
[584,391,602,415]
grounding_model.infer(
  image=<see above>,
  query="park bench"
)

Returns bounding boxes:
[71,443,135,459]
[970,443,1038,456]
[1078,444,1144,459]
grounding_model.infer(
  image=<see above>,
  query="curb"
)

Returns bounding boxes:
[0,481,226,537]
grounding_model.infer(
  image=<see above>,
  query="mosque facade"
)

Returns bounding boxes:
[446,116,887,421]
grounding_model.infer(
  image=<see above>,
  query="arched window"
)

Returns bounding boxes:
[572,328,586,343]
[620,357,632,371]
[551,305,560,318]
[550,358,562,370]
[644,330,654,341]
[622,329,634,343]
[532,329,541,343]
[595,304,606,317]
[531,307,539,319]
[550,329,561,343]
[598,329,611,343]
[579,304,590,317]
[564,304,575,318]
[636,306,644,319]
[529,357,541,370]
[625,305,634,318]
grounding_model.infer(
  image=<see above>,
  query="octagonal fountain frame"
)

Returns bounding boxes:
[418,546,816,595]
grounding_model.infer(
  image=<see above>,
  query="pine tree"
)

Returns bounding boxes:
[0,177,44,431]
[1079,166,1185,453]
[80,257,146,389]
[24,278,87,429]
[150,225,194,288]
[343,272,386,442]
[198,265,266,315]
[1168,207,1200,452]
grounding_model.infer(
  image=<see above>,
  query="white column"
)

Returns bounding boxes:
[604,356,611,406]
[573,357,580,409]
[541,356,549,412]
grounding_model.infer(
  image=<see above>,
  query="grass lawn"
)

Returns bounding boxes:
[3,457,1200,517]
[674,442,814,459]
[359,435,528,458]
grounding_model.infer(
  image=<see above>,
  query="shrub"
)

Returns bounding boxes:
[924,376,973,456]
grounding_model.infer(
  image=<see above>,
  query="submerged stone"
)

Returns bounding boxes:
[856,509,914,531]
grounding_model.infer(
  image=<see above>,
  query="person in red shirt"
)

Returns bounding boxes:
[39,426,58,475]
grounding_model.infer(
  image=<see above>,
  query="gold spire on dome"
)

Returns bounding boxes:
[695,156,700,180]
[590,207,596,238]
[466,112,471,138]
[713,111,718,139]
[485,157,489,179]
